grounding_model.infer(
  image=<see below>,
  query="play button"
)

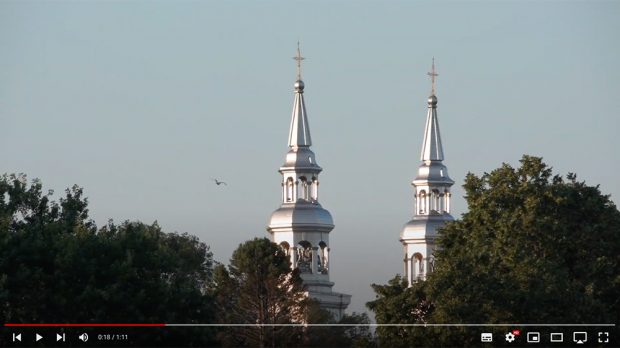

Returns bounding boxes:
[36,333,43,342]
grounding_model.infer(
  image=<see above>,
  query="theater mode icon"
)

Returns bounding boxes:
[550,333,564,342]
[481,333,493,342]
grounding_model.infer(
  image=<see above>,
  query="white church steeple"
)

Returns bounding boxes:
[267,45,350,320]
[401,59,454,286]
[288,43,312,148]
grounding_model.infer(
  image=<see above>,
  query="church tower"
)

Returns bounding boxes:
[267,45,351,320]
[401,59,454,286]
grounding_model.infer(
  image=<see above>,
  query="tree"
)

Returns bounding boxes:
[213,237,309,347]
[0,174,217,345]
[303,310,376,348]
[367,276,432,348]
[214,237,376,348]
[368,156,620,346]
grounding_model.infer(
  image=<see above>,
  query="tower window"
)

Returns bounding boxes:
[432,189,440,213]
[318,241,328,274]
[300,176,308,201]
[311,176,318,202]
[419,190,427,214]
[286,177,294,202]
[411,253,424,281]
[297,241,313,274]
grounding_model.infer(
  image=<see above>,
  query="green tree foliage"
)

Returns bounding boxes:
[304,310,376,348]
[213,238,376,347]
[368,156,620,346]
[0,174,216,345]
[213,237,309,347]
[367,276,431,348]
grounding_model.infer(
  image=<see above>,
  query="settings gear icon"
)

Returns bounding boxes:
[505,332,516,343]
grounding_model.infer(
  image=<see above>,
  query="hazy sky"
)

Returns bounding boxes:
[2,0,619,316]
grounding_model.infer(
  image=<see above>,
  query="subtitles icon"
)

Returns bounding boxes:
[481,333,493,342]
[550,333,564,342]
[573,332,587,344]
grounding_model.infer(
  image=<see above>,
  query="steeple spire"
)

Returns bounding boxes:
[288,43,312,148]
[268,46,351,319]
[420,58,444,162]
[401,59,454,286]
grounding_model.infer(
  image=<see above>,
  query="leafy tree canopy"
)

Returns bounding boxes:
[213,237,376,347]
[368,156,620,346]
[0,174,216,345]
[213,237,310,347]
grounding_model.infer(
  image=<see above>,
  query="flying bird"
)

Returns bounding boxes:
[211,178,227,186]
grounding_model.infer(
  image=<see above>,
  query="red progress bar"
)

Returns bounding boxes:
[4,323,165,327]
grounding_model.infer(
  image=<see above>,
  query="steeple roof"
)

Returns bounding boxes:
[288,80,312,147]
[420,58,444,162]
[420,95,444,161]
[288,43,312,148]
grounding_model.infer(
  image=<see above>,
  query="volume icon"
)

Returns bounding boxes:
[79,333,89,342]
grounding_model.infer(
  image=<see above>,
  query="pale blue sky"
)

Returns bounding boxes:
[2,0,619,316]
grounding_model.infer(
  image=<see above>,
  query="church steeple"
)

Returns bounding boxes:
[420,58,444,162]
[288,44,312,148]
[267,45,350,320]
[401,59,455,286]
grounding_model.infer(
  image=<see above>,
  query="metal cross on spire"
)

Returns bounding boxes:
[293,41,305,80]
[427,57,438,95]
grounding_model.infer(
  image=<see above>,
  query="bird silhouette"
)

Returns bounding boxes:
[211,178,227,186]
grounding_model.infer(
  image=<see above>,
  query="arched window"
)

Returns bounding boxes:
[428,253,436,273]
[318,241,328,274]
[438,192,445,213]
[279,241,290,256]
[432,189,440,213]
[300,176,308,201]
[419,190,427,214]
[297,241,313,274]
[286,177,294,202]
[311,176,318,202]
[412,253,424,281]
